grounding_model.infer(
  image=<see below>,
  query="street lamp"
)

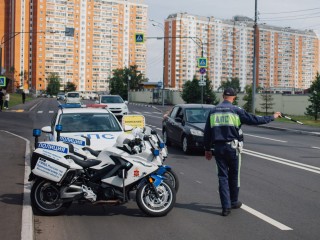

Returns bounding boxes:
[252,0,258,114]
[0,31,45,91]
[127,75,131,103]
[150,19,166,106]
[147,35,205,103]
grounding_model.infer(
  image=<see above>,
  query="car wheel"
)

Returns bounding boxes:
[163,129,171,146]
[182,136,190,154]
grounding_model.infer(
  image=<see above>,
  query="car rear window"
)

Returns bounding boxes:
[101,96,124,103]
[185,108,211,123]
[67,93,79,98]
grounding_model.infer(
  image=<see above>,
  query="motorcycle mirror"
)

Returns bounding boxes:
[150,130,157,135]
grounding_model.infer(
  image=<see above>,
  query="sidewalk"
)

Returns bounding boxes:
[0,131,32,240]
[8,98,44,112]
[257,120,320,137]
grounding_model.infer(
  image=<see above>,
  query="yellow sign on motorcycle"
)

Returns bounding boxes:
[122,115,145,129]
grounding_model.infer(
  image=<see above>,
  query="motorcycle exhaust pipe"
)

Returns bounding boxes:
[60,185,83,198]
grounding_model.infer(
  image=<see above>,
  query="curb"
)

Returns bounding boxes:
[257,125,320,137]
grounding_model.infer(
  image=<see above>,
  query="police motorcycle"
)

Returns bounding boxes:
[29,128,176,216]
[54,125,180,192]
[99,126,179,192]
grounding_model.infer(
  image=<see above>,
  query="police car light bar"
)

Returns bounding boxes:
[85,104,108,108]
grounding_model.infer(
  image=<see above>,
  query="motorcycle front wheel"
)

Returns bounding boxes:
[136,181,176,217]
[31,179,72,216]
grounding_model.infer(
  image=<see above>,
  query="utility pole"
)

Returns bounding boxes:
[150,19,166,106]
[252,0,258,114]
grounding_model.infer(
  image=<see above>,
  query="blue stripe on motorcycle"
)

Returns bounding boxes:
[156,165,171,175]
[150,174,164,188]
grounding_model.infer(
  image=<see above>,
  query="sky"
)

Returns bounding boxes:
[143,0,320,82]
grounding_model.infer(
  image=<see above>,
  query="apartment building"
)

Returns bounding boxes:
[164,13,320,92]
[0,0,147,93]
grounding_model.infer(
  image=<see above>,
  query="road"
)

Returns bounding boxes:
[0,98,319,240]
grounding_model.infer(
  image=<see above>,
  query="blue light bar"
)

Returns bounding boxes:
[153,149,160,156]
[58,103,82,109]
[159,142,165,149]
[55,124,63,132]
[33,129,41,137]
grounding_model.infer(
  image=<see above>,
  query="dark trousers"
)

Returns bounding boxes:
[0,100,3,110]
[4,100,8,108]
[214,143,241,209]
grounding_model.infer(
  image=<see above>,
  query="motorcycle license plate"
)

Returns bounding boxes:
[33,157,67,182]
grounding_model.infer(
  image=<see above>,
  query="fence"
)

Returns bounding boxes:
[129,89,311,116]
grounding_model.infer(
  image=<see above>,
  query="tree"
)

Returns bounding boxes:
[46,73,61,96]
[218,77,240,105]
[181,76,201,103]
[181,75,218,104]
[218,77,241,93]
[242,85,253,112]
[65,82,77,92]
[109,65,147,100]
[260,89,274,115]
[204,77,219,105]
[305,72,320,120]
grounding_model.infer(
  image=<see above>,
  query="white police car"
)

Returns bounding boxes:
[41,104,124,151]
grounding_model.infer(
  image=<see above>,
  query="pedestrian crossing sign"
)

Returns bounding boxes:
[197,58,207,68]
[135,33,144,44]
[0,76,6,87]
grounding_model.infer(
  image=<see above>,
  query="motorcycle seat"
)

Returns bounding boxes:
[68,155,101,168]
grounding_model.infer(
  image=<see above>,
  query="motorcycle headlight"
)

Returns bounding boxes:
[190,129,204,136]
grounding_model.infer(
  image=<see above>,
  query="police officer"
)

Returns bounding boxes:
[204,87,282,216]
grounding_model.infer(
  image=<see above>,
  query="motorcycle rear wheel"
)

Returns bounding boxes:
[136,181,176,217]
[31,179,72,216]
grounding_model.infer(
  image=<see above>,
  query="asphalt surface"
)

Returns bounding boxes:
[0,99,319,240]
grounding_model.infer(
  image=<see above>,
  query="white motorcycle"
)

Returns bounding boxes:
[50,125,180,192]
[29,129,176,217]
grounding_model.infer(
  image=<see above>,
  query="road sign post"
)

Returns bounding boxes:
[135,33,144,44]
[197,57,207,68]
[0,76,6,87]
[199,68,206,75]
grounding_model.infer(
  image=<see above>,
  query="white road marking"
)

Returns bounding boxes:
[241,204,292,230]
[37,111,43,113]
[311,146,320,150]
[244,149,320,174]
[245,134,287,143]
[146,125,162,131]
[49,111,54,113]
[196,180,202,184]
